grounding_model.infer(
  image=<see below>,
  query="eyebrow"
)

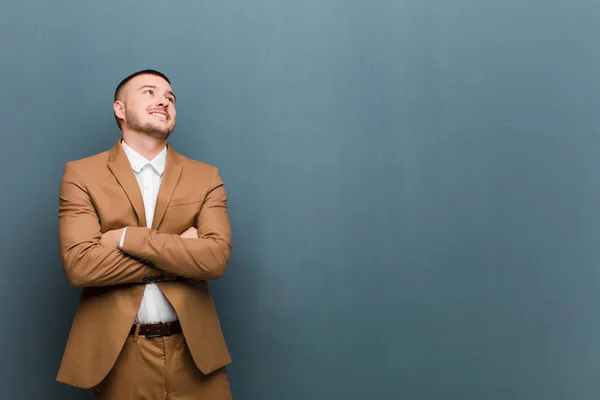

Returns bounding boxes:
[139,85,177,102]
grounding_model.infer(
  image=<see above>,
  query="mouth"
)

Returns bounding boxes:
[149,110,169,121]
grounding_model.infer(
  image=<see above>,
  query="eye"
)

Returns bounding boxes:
[167,97,175,103]
[144,89,154,95]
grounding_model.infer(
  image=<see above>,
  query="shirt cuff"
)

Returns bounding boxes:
[119,227,127,249]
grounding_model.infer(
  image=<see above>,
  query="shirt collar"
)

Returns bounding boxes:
[121,140,167,176]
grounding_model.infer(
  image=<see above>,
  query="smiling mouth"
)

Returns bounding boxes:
[149,111,168,121]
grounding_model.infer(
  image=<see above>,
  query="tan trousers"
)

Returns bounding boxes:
[93,332,232,400]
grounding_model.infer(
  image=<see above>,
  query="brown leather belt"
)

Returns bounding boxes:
[129,321,181,337]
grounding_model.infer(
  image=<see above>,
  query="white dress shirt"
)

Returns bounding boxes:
[119,140,178,324]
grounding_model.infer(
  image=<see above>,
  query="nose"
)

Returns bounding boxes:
[156,96,169,108]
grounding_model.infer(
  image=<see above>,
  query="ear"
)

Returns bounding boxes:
[113,100,125,121]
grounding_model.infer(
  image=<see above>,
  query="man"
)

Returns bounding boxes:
[56,69,233,399]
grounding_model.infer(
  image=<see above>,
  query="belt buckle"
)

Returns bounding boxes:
[144,322,169,338]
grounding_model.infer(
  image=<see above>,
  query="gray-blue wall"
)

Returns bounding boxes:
[2,1,600,399]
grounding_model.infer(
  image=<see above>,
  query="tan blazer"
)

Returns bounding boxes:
[56,140,232,389]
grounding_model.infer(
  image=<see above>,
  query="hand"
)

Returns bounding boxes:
[180,226,198,239]
[101,228,125,250]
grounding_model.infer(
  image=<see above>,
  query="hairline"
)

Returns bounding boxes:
[114,69,172,102]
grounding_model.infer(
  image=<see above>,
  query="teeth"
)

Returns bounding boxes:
[150,112,166,120]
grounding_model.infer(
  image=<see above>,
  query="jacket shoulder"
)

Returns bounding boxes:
[176,152,220,175]
[64,150,110,171]
[61,150,111,185]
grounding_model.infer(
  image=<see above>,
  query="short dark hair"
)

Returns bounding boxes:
[113,69,171,130]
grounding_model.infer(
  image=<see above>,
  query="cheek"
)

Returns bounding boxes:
[128,108,144,119]
[137,105,152,118]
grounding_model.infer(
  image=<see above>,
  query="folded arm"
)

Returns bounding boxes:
[121,166,232,281]
[58,162,173,287]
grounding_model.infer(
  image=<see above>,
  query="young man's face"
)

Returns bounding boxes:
[114,74,177,139]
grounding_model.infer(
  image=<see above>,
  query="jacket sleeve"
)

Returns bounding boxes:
[58,161,175,287]
[121,166,232,281]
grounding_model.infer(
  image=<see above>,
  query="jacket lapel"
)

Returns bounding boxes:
[107,140,147,228]
[152,145,183,230]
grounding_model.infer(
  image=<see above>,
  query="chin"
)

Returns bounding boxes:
[139,125,173,139]
[150,130,172,139]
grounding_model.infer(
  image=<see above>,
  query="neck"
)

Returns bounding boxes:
[121,131,167,160]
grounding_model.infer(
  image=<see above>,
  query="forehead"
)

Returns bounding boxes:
[126,74,173,93]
